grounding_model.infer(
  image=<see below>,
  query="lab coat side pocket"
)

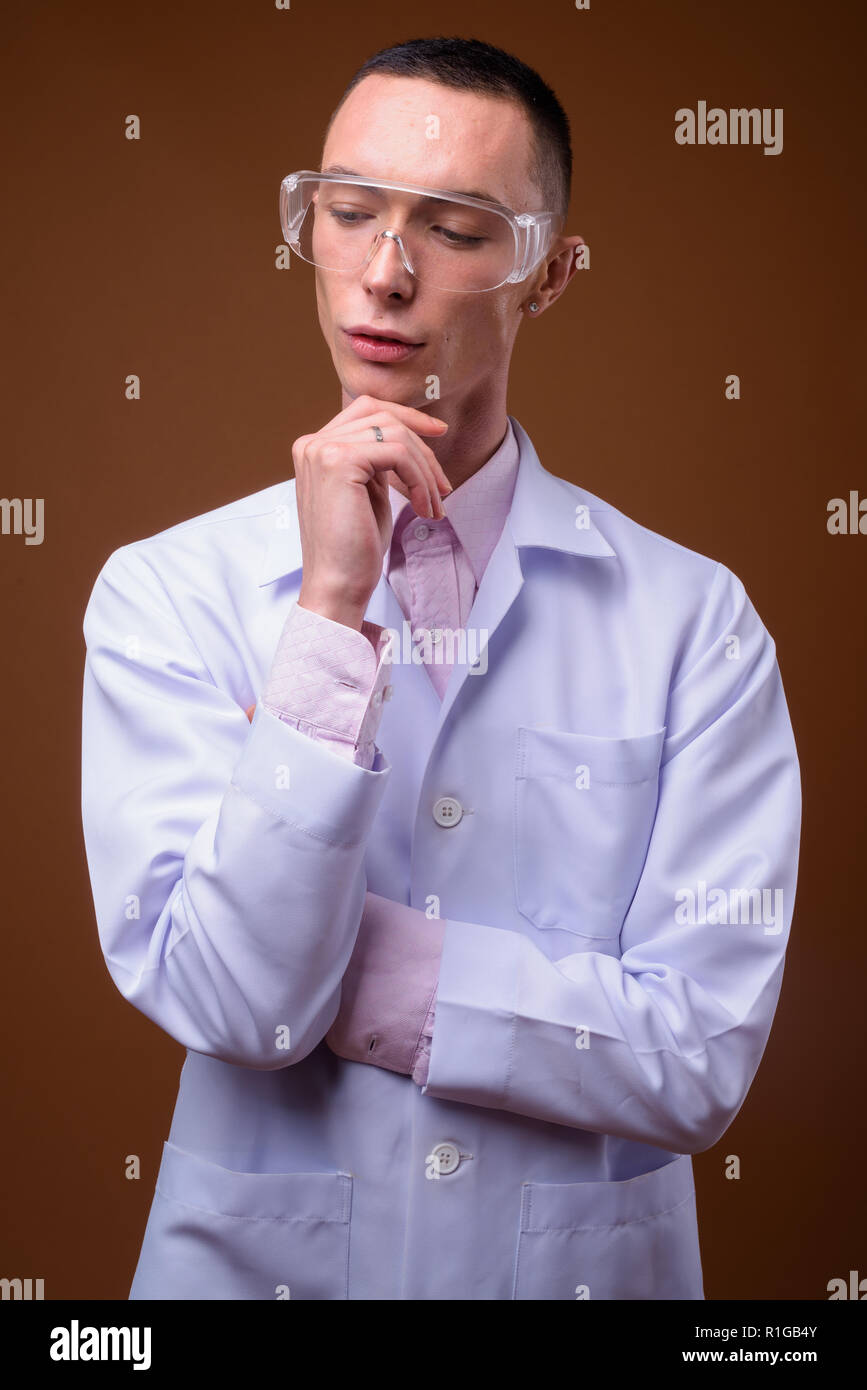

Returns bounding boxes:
[130,1141,353,1300]
[514,727,666,941]
[511,1153,704,1300]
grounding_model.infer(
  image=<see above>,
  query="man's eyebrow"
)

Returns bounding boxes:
[320,164,501,204]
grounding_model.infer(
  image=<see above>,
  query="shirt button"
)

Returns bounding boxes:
[430,1141,461,1176]
[371,690,383,707]
[414,524,430,541]
[432,796,463,827]
[429,628,443,645]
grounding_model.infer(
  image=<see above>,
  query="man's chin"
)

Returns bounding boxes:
[339,368,432,413]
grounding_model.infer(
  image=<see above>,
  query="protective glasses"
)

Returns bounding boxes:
[279,170,561,293]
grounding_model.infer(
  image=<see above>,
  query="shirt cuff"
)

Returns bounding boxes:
[261,602,394,768]
[325,893,444,1076]
[411,993,437,1087]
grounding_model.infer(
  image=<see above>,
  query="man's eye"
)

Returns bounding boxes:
[327,208,373,225]
[435,226,485,247]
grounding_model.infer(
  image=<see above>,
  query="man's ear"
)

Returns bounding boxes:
[551,236,586,294]
[531,235,587,312]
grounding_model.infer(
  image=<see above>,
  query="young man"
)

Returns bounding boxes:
[81,37,801,1300]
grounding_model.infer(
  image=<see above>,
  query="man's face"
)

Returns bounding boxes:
[315,74,554,415]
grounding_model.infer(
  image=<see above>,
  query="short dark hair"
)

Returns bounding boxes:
[325,35,572,223]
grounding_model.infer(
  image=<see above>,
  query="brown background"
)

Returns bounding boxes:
[1,0,864,1299]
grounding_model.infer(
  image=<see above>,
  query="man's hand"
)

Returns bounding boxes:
[292,395,452,628]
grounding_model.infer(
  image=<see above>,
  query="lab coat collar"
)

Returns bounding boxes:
[258,415,616,588]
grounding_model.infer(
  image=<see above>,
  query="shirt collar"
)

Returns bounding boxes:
[258,414,616,586]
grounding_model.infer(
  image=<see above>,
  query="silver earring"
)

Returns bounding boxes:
[528,302,539,313]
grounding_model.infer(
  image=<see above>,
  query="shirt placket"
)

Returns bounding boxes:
[402,519,461,701]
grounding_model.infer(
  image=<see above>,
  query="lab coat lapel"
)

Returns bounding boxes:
[416,416,617,739]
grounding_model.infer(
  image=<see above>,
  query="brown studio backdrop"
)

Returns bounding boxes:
[1,0,864,1299]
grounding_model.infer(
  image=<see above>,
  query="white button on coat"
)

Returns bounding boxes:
[432,796,463,827]
[430,1142,461,1175]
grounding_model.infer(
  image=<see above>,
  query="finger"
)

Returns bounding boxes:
[291,433,318,474]
[320,440,440,520]
[323,413,452,501]
[324,395,449,449]
[323,422,446,518]
[321,427,444,519]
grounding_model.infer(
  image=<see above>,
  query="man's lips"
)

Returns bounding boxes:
[343,324,424,345]
[343,329,425,363]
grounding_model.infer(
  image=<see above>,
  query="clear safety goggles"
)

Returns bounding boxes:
[279,170,561,293]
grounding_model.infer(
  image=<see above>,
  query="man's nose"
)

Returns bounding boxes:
[360,229,415,296]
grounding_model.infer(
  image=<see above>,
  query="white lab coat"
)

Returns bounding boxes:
[80,416,801,1299]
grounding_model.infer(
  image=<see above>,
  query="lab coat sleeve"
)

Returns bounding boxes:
[81,544,390,1070]
[422,562,801,1154]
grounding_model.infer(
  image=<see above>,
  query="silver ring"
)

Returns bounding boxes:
[372,424,384,442]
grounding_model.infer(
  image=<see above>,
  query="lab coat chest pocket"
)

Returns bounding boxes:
[514,726,666,940]
[512,1154,704,1300]
[130,1141,352,1300]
